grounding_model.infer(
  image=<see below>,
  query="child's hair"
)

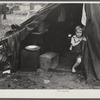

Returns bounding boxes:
[75,25,82,32]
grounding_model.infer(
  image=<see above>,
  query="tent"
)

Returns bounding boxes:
[83,4,100,81]
[1,3,100,82]
[20,4,83,54]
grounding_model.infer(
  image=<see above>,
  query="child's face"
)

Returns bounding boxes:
[76,30,82,38]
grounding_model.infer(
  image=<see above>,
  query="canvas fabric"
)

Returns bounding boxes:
[83,4,100,81]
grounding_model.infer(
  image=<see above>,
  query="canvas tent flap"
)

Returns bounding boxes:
[19,4,60,41]
[84,4,100,81]
[21,4,60,28]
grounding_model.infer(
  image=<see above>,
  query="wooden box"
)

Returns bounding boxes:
[40,52,59,71]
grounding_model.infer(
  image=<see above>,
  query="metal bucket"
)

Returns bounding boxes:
[21,45,40,71]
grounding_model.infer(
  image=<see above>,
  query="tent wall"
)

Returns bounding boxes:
[84,4,100,81]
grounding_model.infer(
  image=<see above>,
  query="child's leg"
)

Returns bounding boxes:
[72,57,82,73]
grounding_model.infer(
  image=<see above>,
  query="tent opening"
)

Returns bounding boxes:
[20,4,84,72]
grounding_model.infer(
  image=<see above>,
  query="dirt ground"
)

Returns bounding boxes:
[0,13,100,89]
[0,69,100,89]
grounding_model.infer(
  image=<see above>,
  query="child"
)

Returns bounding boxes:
[70,25,86,73]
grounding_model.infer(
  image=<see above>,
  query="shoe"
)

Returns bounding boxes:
[72,67,76,73]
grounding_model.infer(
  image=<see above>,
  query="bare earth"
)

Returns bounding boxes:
[0,70,99,89]
[0,14,100,89]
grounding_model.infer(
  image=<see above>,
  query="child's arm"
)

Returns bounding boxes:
[69,36,81,50]
[71,36,81,47]
[69,37,73,50]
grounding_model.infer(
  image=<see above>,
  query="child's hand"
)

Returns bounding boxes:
[82,37,86,41]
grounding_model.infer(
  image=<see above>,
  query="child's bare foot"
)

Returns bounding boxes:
[72,67,76,73]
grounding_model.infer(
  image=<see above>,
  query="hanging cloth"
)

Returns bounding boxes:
[58,6,66,22]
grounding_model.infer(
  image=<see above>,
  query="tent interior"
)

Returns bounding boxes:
[20,4,84,72]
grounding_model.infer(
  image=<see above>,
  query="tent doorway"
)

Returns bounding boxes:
[42,4,83,72]
[20,4,83,72]
[43,4,83,54]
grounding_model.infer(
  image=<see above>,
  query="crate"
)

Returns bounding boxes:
[40,52,59,71]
